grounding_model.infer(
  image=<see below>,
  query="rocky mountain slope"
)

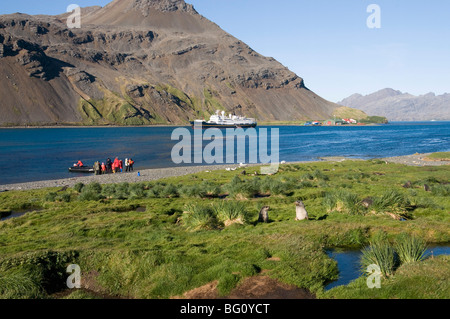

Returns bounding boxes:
[338,88,450,121]
[0,0,345,126]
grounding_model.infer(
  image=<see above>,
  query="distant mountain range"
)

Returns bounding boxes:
[0,0,359,126]
[338,88,450,121]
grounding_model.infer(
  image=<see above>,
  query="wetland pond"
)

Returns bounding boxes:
[325,245,450,290]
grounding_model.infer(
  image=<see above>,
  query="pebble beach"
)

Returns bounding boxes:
[0,153,448,192]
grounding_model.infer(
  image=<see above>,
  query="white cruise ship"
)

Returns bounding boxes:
[191,111,257,129]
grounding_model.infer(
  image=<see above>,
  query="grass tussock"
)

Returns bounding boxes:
[360,238,398,278]
[371,189,412,219]
[323,190,363,215]
[0,267,45,299]
[182,204,220,231]
[360,233,429,279]
[212,201,250,226]
[394,234,428,264]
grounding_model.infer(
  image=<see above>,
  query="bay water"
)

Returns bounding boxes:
[0,121,448,185]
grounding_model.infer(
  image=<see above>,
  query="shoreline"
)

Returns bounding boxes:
[0,163,262,192]
[0,153,448,192]
[0,124,188,129]
[1,121,448,129]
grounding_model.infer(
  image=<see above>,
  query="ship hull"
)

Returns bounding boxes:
[190,121,257,129]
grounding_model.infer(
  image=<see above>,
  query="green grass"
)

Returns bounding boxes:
[323,190,362,215]
[394,234,427,264]
[425,152,450,161]
[212,200,250,226]
[0,266,46,299]
[182,203,220,231]
[371,189,412,219]
[360,238,398,278]
[155,83,194,109]
[0,160,449,299]
[203,88,224,112]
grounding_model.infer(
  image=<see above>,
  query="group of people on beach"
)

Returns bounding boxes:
[92,157,135,175]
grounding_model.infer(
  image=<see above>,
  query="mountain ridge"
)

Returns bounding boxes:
[0,0,348,126]
[338,88,450,121]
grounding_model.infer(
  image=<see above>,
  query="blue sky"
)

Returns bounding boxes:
[1,0,449,102]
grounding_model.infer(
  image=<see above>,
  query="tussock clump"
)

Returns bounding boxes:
[361,234,428,280]
[0,267,45,299]
[213,201,250,226]
[260,177,284,196]
[182,204,220,231]
[73,182,84,193]
[323,190,363,215]
[78,190,103,201]
[299,180,314,188]
[102,184,116,198]
[78,183,104,201]
[113,183,130,200]
[394,234,427,264]
[312,169,329,181]
[199,181,222,197]
[360,238,398,278]
[371,189,412,219]
[431,184,450,196]
[147,183,165,198]
[0,250,79,297]
[44,192,57,202]
[56,193,71,203]
[300,173,314,181]
[179,184,207,198]
[129,183,146,199]
[225,176,260,199]
[160,184,179,198]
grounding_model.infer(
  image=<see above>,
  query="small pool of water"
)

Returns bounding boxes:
[0,208,43,222]
[325,245,450,290]
[0,211,28,221]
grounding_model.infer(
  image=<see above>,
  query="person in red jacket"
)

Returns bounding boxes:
[113,157,120,174]
[119,159,123,173]
[76,160,84,167]
[101,162,106,174]
[128,158,134,171]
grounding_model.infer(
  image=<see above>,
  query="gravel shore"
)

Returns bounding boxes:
[0,164,261,192]
[380,153,450,167]
[0,154,447,192]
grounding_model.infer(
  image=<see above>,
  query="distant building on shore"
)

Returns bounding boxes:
[324,119,346,126]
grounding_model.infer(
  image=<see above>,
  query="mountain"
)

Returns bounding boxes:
[0,0,345,126]
[338,89,450,121]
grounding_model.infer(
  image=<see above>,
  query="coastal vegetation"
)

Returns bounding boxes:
[0,160,448,299]
[425,152,450,161]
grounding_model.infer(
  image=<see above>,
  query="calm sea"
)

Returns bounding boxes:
[0,121,448,185]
